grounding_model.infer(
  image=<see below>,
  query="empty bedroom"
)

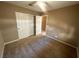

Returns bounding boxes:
[0,1,79,58]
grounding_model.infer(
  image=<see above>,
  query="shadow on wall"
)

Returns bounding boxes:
[46,21,76,47]
[46,4,79,47]
[46,23,75,40]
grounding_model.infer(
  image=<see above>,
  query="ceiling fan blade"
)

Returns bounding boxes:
[45,2,52,8]
[28,1,37,6]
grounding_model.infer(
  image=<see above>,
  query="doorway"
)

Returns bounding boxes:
[42,15,47,35]
[35,15,47,35]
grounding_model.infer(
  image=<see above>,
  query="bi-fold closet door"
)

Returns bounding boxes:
[16,12,34,39]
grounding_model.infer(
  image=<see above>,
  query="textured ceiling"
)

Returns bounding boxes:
[6,1,79,12]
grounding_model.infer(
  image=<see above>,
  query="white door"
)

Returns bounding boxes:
[36,16,42,35]
[16,12,34,39]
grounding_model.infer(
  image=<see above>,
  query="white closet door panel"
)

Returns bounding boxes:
[16,12,34,39]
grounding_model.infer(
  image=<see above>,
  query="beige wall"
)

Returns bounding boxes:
[45,4,79,47]
[77,46,79,57]
[0,2,41,43]
[0,30,4,58]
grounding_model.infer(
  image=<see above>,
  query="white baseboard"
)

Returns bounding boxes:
[4,38,21,46]
[46,35,77,48]
[4,34,34,46]
[4,35,77,49]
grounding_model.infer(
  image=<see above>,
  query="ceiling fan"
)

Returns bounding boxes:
[28,1,51,8]
[27,1,51,12]
[28,1,37,6]
[29,1,49,6]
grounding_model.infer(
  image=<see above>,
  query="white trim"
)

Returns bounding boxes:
[46,35,77,48]
[4,34,33,46]
[4,38,21,46]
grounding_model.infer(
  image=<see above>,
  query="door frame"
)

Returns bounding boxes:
[41,15,48,35]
